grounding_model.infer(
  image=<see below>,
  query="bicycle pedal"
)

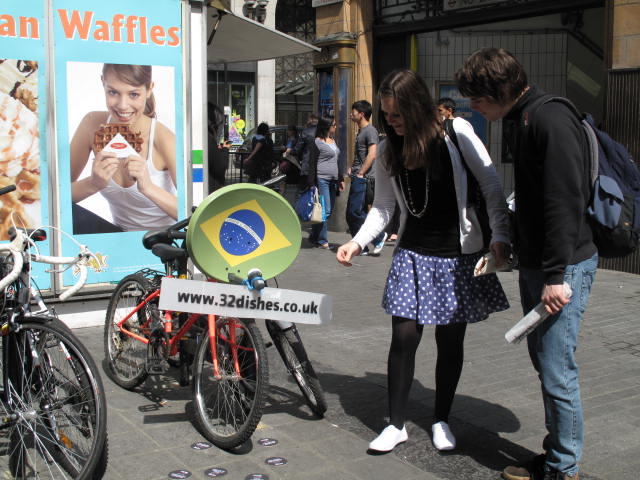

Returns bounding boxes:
[146,358,168,375]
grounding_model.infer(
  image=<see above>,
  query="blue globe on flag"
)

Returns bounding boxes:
[219,209,266,256]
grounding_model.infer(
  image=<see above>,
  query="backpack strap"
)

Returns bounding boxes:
[444,118,480,207]
[527,95,599,185]
[444,119,475,179]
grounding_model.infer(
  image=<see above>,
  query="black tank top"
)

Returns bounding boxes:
[398,139,461,257]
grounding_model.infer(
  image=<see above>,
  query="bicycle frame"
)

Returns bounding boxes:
[114,284,252,380]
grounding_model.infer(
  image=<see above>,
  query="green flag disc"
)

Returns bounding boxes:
[187,183,301,282]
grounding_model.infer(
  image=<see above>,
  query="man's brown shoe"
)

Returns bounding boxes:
[502,454,546,480]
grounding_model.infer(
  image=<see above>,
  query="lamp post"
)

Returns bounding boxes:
[243,0,268,23]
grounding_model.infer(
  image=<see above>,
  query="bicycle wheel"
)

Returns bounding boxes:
[192,317,268,449]
[265,321,327,416]
[104,274,154,389]
[0,317,108,479]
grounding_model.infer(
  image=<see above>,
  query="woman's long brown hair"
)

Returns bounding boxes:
[377,69,441,176]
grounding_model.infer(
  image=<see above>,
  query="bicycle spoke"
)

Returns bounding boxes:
[104,274,152,388]
[1,322,106,479]
[193,318,268,449]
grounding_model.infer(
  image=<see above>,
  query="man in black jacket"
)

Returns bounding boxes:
[456,48,597,480]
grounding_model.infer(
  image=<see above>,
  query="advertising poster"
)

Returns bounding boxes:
[437,81,489,146]
[317,70,334,118]
[53,0,184,285]
[0,0,51,288]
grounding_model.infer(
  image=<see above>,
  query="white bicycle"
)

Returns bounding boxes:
[0,185,108,479]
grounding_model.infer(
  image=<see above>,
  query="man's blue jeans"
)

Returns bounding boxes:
[519,253,597,476]
[346,176,384,246]
[309,178,337,246]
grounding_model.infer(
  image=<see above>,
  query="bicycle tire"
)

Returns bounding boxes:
[192,317,268,449]
[91,436,109,479]
[104,274,154,389]
[265,321,327,416]
[1,317,108,479]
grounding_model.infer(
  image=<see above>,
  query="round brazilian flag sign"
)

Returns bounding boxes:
[187,184,301,281]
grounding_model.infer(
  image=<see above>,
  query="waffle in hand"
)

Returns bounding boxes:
[93,123,143,153]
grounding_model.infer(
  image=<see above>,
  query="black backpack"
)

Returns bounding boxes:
[529,96,640,258]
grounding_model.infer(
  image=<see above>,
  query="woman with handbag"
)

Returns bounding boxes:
[336,70,510,453]
[307,116,345,249]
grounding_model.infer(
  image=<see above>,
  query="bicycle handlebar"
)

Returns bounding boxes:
[58,263,88,301]
[33,244,93,301]
[0,228,93,301]
[0,185,17,196]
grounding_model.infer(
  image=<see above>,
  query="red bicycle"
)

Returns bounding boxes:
[103,216,326,450]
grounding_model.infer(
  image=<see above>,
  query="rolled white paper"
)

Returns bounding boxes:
[474,252,510,277]
[505,282,573,344]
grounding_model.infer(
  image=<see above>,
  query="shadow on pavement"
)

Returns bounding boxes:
[317,369,542,479]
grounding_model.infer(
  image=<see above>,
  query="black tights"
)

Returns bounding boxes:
[388,316,467,429]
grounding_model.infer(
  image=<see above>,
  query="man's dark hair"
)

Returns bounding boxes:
[437,97,456,114]
[352,100,372,120]
[455,48,528,105]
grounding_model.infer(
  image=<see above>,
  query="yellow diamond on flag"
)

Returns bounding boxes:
[199,199,292,267]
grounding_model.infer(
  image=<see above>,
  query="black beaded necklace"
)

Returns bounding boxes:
[398,165,429,218]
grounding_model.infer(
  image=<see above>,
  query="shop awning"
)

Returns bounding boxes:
[207,9,320,65]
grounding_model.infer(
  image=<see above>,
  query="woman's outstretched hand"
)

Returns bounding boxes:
[336,241,362,266]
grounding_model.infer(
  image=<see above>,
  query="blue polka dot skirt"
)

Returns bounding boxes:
[382,247,509,325]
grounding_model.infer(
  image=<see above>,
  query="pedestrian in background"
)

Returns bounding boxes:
[244,122,274,184]
[295,113,319,198]
[278,124,301,194]
[437,97,456,121]
[336,69,510,453]
[307,116,344,249]
[456,47,597,480]
[346,100,387,255]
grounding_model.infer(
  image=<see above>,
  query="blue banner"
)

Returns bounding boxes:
[0,0,51,288]
[53,0,185,285]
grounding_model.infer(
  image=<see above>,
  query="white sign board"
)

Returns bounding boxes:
[443,0,504,12]
[159,277,332,325]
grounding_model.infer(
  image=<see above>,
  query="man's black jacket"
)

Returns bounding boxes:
[503,85,597,284]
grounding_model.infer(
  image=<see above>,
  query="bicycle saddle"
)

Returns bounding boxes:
[8,227,46,242]
[142,230,172,250]
[151,243,187,263]
[143,217,190,250]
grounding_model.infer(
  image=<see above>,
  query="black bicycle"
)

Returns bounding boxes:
[0,186,108,479]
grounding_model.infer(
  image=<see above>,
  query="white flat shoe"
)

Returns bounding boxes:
[432,421,456,451]
[368,425,408,452]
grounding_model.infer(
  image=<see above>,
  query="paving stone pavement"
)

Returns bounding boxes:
[64,231,640,479]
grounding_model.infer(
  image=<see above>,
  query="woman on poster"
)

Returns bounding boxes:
[70,63,177,233]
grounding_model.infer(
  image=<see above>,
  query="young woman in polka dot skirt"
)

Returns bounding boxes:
[337,69,510,453]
